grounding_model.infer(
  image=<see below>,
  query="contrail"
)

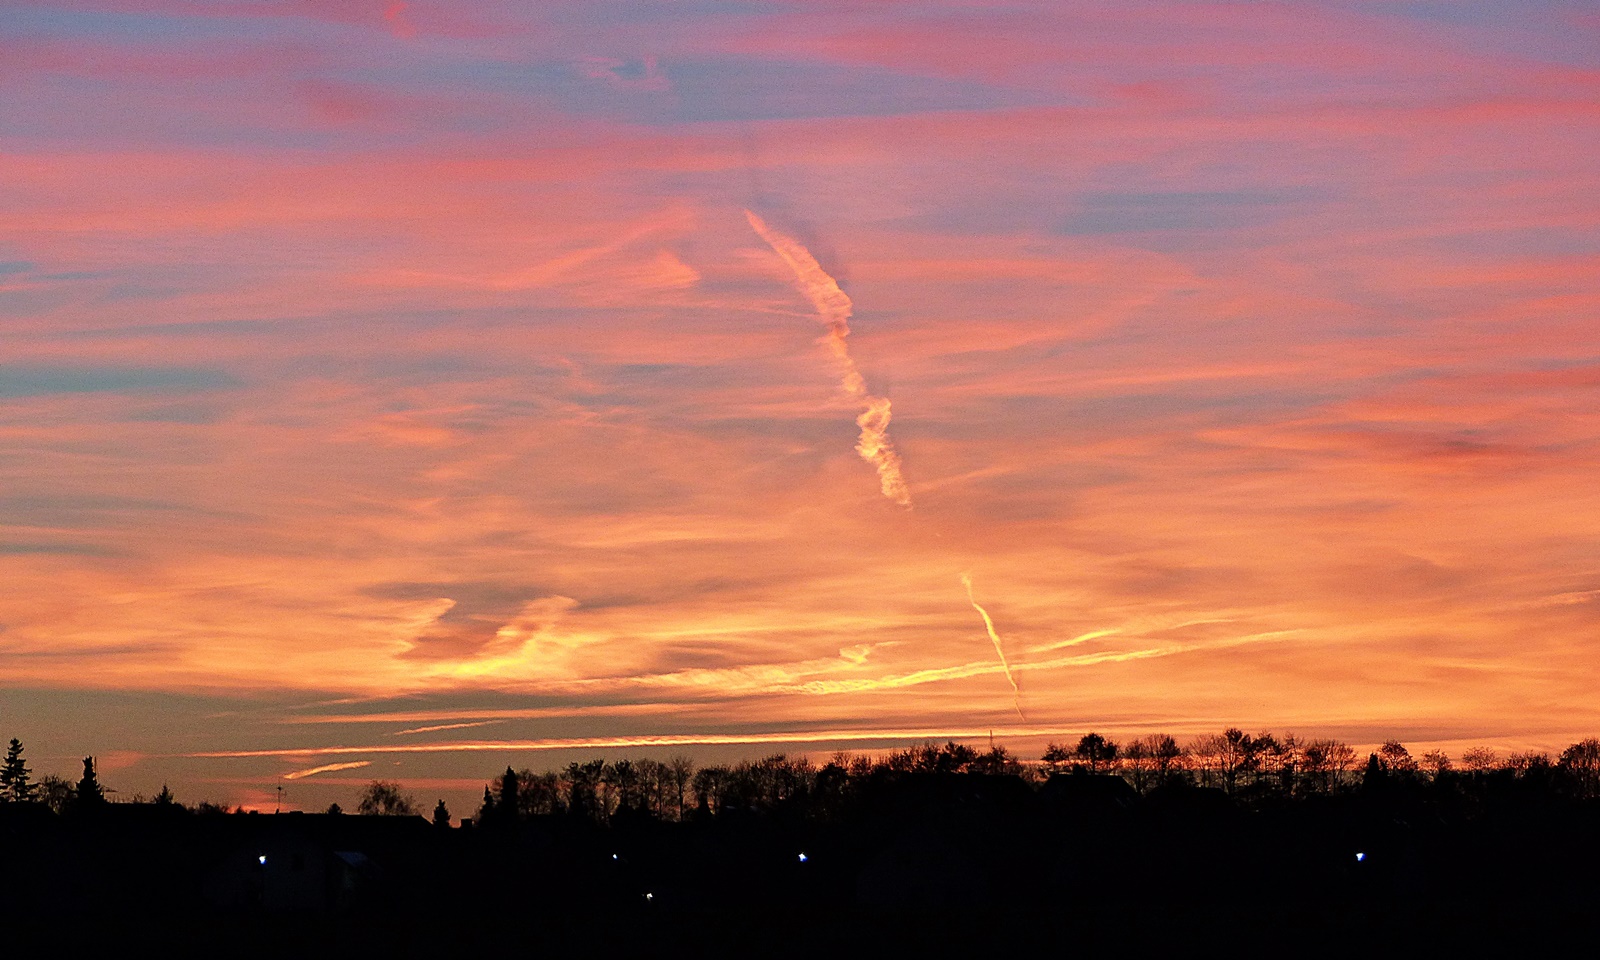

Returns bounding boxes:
[193,726,1078,759]
[388,720,504,736]
[745,210,911,507]
[961,573,1024,721]
[283,760,371,780]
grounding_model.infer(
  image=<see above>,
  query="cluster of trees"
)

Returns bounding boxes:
[1042,729,1360,794]
[477,756,699,825]
[351,780,454,829]
[0,739,180,814]
[475,749,1005,826]
[1040,730,1600,799]
[462,732,1600,827]
[7,730,1598,821]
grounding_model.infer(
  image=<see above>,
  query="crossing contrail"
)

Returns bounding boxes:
[962,573,1024,721]
[745,210,911,507]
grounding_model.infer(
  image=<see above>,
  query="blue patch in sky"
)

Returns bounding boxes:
[0,541,115,557]
[544,0,775,28]
[0,365,237,399]
[392,54,1053,126]
[1059,190,1304,236]
[1341,0,1600,68]
[1354,0,1567,26]
[4,4,340,44]
[0,262,33,275]
[652,58,1053,124]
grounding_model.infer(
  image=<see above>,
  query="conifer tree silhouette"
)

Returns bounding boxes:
[0,739,32,802]
[75,756,106,809]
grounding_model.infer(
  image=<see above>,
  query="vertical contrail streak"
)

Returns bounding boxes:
[962,573,1024,721]
[745,210,911,507]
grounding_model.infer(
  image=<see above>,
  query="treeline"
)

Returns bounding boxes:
[1044,730,1600,798]
[466,731,1600,827]
[4,730,1598,819]
[0,743,187,815]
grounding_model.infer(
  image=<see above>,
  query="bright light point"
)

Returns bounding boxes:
[257,855,267,865]
[612,854,619,861]
[645,892,654,901]
[1355,852,1366,862]
[798,853,808,862]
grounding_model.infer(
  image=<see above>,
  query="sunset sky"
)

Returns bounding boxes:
[3,0,1599,812]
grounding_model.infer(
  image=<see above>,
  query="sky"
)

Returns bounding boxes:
[3,0,1599,812]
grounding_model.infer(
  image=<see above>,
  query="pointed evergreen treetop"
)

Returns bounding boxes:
[76,756,106,808]
[498,766,520,819]
[1,739,32,802]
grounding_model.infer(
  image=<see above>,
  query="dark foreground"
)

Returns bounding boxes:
[5,770,1598,955]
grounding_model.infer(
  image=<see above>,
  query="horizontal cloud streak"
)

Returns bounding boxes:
[388,720,502,736]
[282,760,371,780]
[196,726,1118,759]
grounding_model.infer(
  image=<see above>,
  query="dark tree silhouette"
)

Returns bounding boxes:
[1218,728,1256,793]
[154,783,176,807]
[566,760,605,820]
[1074,733,1119,774]
[971,745,1022,777]
[75,756,106,809]
[432,799,451,828]
[1378,740,1418,775]
[1305,739,1356,790]
[357,781,417,816]
[516,769,563,817]
[0,739,32,802]
[691,766,728,816]
[326,802,343,815]
[1420,750,1452,777]
[496,767,520,821]
[606,760,641,813]
[1151,735,1183,784]
[1509,751,1552,777]
[1462,747,1498,773]
[1559,738,1600,798]
[1121,737,1153,791]
[36,775,73,814]
[1120,734,1183,791]
[1253,732,1284,791]
[669,755,694,820]
[1040,742,1072,776]
[1361,752,1386,790]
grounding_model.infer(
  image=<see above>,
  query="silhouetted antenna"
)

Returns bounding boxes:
[275,785,283,814]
